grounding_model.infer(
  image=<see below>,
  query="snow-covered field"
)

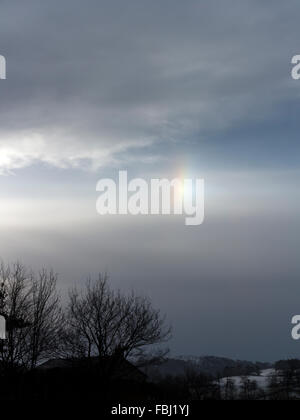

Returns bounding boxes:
[219,369,275,390]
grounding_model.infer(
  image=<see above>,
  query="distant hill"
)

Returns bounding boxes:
[142,355,271,381]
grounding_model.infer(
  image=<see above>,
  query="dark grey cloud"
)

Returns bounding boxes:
[0,0,300,172]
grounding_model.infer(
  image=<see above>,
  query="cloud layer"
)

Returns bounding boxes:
[0,0,299,173]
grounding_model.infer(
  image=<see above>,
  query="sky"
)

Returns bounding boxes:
[0,0,300,362]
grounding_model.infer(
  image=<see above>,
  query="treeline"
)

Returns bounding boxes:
[221,362,266,378]
[156,361,300,400]
[155,370,300,400]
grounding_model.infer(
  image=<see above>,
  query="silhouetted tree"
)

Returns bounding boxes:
[24,269,64,369]
[223,377,237,400]
[184,367,220,400]
[239,376,260,400]
[0,262,63,369]
[64,274,171,373]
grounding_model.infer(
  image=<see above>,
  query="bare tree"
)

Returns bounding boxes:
[223,377,237,400]
[0,262,31,369]
[0,262,63,369]
[65,274,171,367]
[239,376,260,400]
[184,367,220,400]
[24,269,64,369]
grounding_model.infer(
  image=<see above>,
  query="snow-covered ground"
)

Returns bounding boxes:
[219,369,275,390]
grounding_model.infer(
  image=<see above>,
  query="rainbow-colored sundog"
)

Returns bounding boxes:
[96,170,205,226]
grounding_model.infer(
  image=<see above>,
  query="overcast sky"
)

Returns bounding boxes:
[0,0,300,361]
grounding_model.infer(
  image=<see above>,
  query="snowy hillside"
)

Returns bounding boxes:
[219,369,275,390]
[141,356,271,381]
